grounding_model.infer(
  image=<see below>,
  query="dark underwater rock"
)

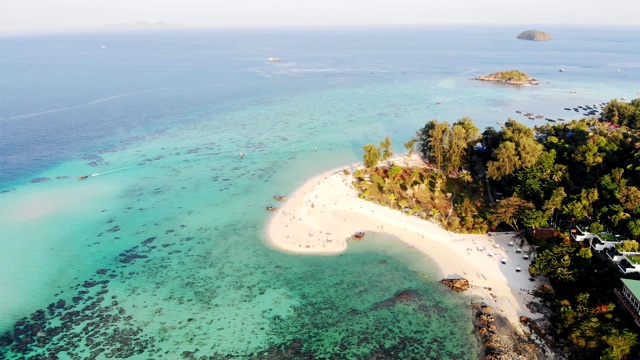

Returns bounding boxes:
[30,177,52,183]
[373,289,422,309]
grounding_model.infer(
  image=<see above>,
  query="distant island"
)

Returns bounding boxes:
[517,30,552,41]
[103,21,186,30]
[473,70,539,85]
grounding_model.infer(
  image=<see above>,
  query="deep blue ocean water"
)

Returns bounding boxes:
[0,26,638,358]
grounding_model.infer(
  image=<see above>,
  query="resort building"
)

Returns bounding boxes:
[570,225,595,242]
[605,246,640,273]
[614,279,640,327]
[617,254,640,274]
[605,248,629,263]
[589,232,627,252]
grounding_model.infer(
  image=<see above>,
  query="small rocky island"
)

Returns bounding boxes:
[473,70,539,86]
[517,30,552,41]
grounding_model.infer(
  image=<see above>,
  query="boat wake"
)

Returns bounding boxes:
[3,88,176,121]
[91,167,130,177]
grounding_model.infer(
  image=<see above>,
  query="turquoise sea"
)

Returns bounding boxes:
[0,26,638,358]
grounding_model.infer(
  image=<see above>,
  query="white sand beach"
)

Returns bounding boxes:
[266,155,547,331]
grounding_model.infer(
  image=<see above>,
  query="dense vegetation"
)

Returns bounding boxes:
[601,98,640,130]
[477,70,534,83]
[357,98,640,359]
[357,119,488,233]
[491,70,531,82]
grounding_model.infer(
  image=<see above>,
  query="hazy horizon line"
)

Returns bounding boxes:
[1,21,639,36]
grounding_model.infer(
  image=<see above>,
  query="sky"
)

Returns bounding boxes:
[0,0,638,33]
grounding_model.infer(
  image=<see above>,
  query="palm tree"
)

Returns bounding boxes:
[410,204,423,217]
[363,143,381,169]
[430,208,440,221]
[362,189,372,201]
[459,171,473,184]
[388,193,397,209]
[433,175,443,194]
[404,138,416,158]
[399,199,408,214]
[380,136,393,164]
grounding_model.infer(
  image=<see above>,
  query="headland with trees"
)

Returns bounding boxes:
[355,98,640,359]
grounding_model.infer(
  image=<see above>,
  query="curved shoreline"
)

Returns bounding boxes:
[265,156,547,332]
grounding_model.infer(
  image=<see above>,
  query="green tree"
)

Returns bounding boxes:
[487,141,518,180]
[573,141,604,170]
[503,119,535,140]
[516,136,544,169]
[620,186,640,214]
[428,121,451,170]
[388,164,403,178]
[609,205,631,227]
[380,136,393,163]
[399,199,408,214]
[403,138,416,156]
[614,239,640,252]
[387,193,396,209]
[430,208,440,221]
[529,243,577,282]
[629,219,640,239]
[480,126,501,158]
[416,119,438,159]
[600,327,638,360]
[576,247,592,260]
[569,317,601,349]
[563,200,587,221]
[447,124,468,172]
[459,171,473,183]
[487,196,535,231]
[410,204,423,217]
[588,222,604,235]
[523,209,548,228]
[486,120,543,180]
[601,98,640,129]
[363,143,381,169]
[454,116,480,143]
[600,168,627,199]
[544,187,566,226]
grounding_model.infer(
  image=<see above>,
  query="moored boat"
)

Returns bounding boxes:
[351,231,365,240]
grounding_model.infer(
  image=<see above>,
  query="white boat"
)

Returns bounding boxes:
[268,57,283,62]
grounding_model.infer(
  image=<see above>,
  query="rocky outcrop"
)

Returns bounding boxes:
[440,278,470,292]
[517,30,552,41]
[473,303,545,360]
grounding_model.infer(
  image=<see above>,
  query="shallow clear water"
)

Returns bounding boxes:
[0,26,638,358]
